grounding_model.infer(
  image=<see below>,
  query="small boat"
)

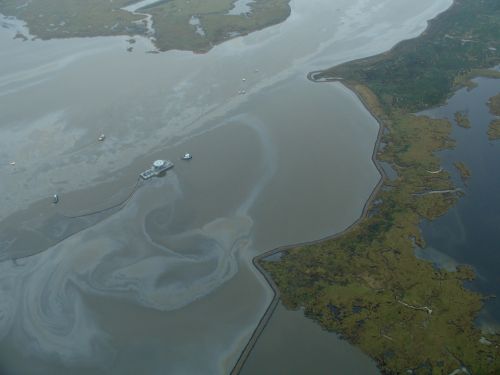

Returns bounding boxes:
[52,194,59,204]
[9,161,16,166]
[98,134,106,142]
[182,153,192,160]
[242,78,246,82]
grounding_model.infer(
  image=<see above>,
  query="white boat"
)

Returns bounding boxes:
[53,194,59,204]
[182,153,192,160]
[98,134,106,142]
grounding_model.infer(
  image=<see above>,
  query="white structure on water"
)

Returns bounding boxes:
[140,160,174,180]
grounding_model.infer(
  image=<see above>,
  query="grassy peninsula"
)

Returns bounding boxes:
[143,0,290,52]
[0,0,290,52]
[261,0,500,373]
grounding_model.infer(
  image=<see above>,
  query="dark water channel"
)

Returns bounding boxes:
[418,76,500,331]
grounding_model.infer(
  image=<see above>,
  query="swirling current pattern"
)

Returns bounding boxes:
[0,174,253,365]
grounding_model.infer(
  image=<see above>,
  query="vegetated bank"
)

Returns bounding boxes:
[453,161,471,185]
[0,0,290,53]
[488,93,500,140]
[260,0,500,373]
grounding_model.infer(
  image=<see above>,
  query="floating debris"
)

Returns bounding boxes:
[182,153,192,160]
[238,89,246,95]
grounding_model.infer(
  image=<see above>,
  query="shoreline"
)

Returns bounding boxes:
[0,0,291,54]
[232,0,499,366]
[230,79,388,374]
[2,0,474,372]
[250,0,500,370]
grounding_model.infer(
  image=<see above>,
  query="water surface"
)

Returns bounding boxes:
[0,0,453,373]
[419,77,500,332]
[241,303,378,375]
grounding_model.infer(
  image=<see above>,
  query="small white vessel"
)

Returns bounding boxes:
[182,153,192,160]
[52,194,59,204]
[9,161,16,166]
[242,78,246,82]
[98,134,106,142]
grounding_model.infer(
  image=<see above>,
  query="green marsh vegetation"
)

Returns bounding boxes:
[316,0,500,113]
[488,94,500,140]
[0,0,290,52]
[454,111,471,128]
[490,93,500,116]
[262,0,500,373]
[453,161,471,185]
[0,0,146,39]
[143,0,290,52]
[487,120,500,140]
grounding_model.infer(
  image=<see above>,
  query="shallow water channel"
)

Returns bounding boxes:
[418,76,500,333]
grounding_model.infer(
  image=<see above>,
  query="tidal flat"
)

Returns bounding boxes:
[0,0,456,373]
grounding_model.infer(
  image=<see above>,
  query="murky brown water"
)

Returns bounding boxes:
[241,303,378,375]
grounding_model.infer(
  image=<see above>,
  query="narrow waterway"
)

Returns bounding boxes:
[0,0,453,373]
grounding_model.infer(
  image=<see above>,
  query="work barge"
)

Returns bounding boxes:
[140,160,174,180]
